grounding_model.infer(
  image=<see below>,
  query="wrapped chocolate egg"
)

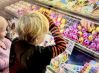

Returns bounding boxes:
[91,24,96,30]
[92,30,97,38]
[88,28,93,32]
[61,18,66,24]
[72,35,78,41]
[83,32,88,38]
[78,31,83,36]
[92,30,97,35]
[82,28,86,32]
[73,29,78,35]
[63,29,69,37]
[94,37,99,43]
[83,39,90,46]
[68,33,73,39]
[78,37,84,44]
[89,42,96,51]
[73,23,78,29]
[60,24,65,29]
[88,35,93,41]
[80,19,87,29]
[77,25,82,30]
[96,27,99,32]
[69,26,74,31]
[96,44,99,52]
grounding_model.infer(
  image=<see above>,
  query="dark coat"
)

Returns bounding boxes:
[9,38,52,73]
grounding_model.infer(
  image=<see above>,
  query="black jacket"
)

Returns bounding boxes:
[10,38,53,73]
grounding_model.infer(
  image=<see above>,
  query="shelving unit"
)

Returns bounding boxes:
[30,0,99,61]
[65,37,99,60]
[4,0,99,73]
[32,0,99,25]
[4,0,99,61]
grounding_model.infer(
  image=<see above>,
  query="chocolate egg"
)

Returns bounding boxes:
[83,39,90,46]
[78,31,83,36]
[72,35,78,41]
[73,23,78,29]
[78,37,84,44]
[96,27,99,32]
[83,32,88,38]
[94,38,99,43]
[61,18,66,24]
[96,44,99,51]
[89,42,96,51]
[78,25,82,30]
[73,29,78,35]
[88,35,93,41]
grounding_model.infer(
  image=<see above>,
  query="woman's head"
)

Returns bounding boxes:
[17,12,49,45]
[0,16,8,39]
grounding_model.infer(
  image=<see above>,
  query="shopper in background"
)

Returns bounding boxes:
[0,16,11,73]
[9,12,66,73]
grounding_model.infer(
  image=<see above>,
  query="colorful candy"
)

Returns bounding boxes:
[89,42,96,51]
[83,39,90,46]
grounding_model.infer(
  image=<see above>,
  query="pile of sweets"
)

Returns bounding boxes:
[63,19,99,53]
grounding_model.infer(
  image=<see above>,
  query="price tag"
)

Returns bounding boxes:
[66,40,75,55]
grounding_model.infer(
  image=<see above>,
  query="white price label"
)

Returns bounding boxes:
[66,40,75,55]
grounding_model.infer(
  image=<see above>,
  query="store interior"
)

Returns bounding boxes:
[0,0,99,73]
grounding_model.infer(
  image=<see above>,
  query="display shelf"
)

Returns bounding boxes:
[32,0,99,25]
[5,0,99,61]
[46,47,99,73]
[30,0,99,61]
[65,37,99,61]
